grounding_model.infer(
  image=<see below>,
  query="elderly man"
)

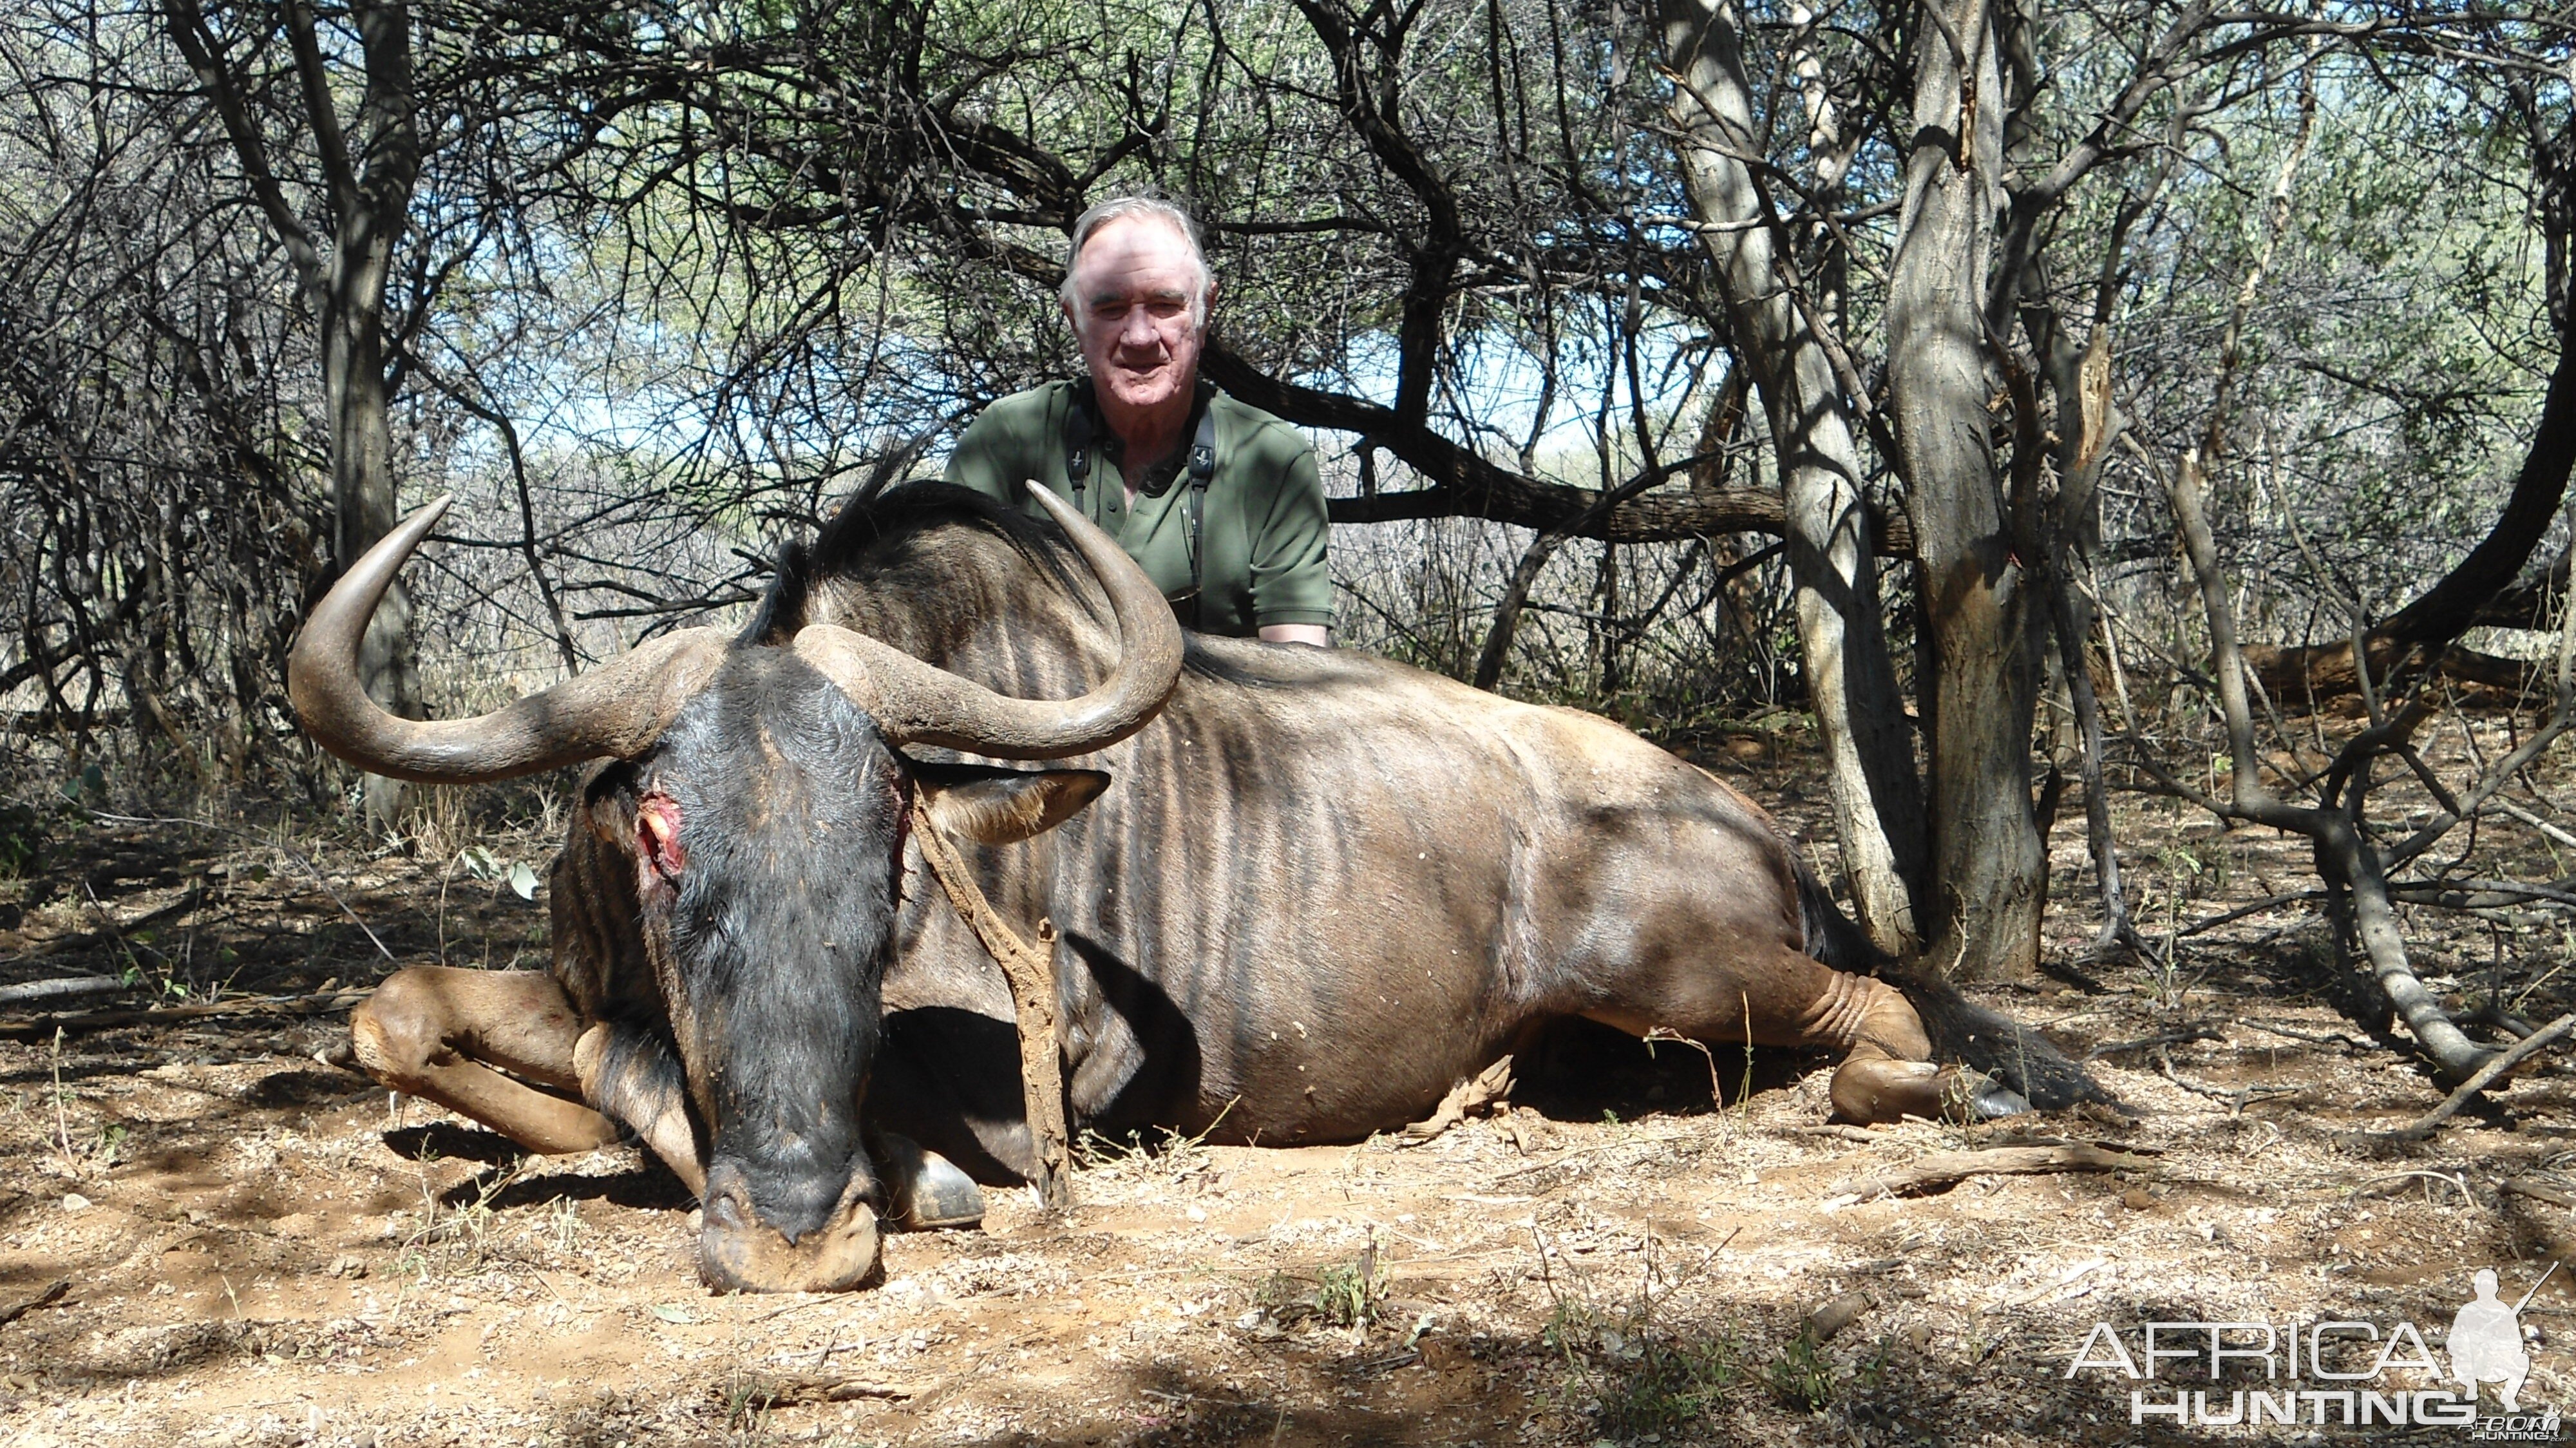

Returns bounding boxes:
[944,196,1332,643]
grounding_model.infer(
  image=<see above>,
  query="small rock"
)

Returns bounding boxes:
[327,1255,368,1280]
[60,1193,90,1212]
[2123,1188,2153,1211]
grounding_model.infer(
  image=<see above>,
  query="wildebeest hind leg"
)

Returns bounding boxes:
[348,967,623,1156]
[1617,953,2025,1125]
[1788,967,2028,1124]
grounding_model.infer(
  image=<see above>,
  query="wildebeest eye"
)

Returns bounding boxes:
[638,790,687,880]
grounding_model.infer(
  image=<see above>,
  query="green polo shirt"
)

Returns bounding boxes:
[943,381,1333,637]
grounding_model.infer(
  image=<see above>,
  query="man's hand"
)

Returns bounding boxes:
[1258,624,1329,647]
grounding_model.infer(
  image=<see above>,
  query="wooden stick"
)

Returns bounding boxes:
[2505,1177,2576,1210]
[724,1371,926,1405]
[0,976,129,1006]
[1826,1143,2155,1201]
[0,1279,68,1328]
[910,807,1074,1211]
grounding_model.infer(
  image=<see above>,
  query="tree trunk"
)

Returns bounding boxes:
[1655,0,1927,954]
[1885,0,2044,980]
[318,0,422,826]
[167,0,422,826]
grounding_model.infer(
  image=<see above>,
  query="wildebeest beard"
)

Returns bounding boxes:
[605,650,905,1248]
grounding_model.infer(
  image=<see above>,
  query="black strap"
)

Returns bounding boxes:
[1182,402,1217,627]
[1061,379,1220,628]
[1063,381,1096,504]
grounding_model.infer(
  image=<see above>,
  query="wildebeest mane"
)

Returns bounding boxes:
[745,481,1102,650]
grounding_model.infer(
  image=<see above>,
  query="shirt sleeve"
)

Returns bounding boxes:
[1248,434,1334,629]
[941,403,1024,506]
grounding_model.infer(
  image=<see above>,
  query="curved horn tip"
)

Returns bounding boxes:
[406,493,457,534]
[1019,478,1066,517]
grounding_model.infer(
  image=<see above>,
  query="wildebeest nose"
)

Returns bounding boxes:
[702,1166,757,1235]
[703,1157,845,1244]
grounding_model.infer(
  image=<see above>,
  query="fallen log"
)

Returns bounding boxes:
[2239,638,2540,709]
[1826,1143,2156,1201]
[0,976,129,1005]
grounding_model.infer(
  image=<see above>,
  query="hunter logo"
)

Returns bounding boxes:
[2062,1263,2560,1434]
[2455,1268,2538,1413]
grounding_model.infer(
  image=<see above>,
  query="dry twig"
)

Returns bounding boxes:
[2342,1012,2576,1148]
[0,1280,69,1329]
[0,988,368,1042]
[1401,1056,1515,1141]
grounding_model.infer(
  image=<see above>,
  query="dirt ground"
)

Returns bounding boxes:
[5,728,2576,1447]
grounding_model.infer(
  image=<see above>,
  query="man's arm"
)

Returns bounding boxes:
[942,386,1059,508]
[1246,433,1334,645]
[942,408,1021,504]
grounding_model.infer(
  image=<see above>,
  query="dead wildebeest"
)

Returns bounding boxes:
[291,481,2105,1292]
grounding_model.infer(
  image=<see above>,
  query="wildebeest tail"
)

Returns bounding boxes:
[1790,861,2114,1111]
[1887,969,2114,1110]
[1790,859,1887,975]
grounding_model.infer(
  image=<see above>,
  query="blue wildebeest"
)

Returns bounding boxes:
[291,481,2103,1292]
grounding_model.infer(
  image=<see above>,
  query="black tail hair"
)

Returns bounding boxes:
[1792,863,2117,1112]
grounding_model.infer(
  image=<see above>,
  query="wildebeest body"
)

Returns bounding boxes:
[302,481,2099,1291]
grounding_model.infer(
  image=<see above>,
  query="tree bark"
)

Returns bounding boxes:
[1654,0,1927,953]
[1886,0,2043,980]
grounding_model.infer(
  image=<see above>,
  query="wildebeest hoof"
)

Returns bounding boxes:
[873,1132,985,1230]
[1944,1068,2033,1121]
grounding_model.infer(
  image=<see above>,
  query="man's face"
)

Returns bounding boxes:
[1064,216,1210,423]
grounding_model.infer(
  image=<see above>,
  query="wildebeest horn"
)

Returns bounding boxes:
[288,496,733,783]
[790,481,1185,759]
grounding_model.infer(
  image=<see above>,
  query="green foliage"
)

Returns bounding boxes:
[1598,1329,1742,1435]
[0,803,43,879]
[1763,1332,1837,1413]
[1312,1254,1385,1330]
[1541,1280,1750,1433]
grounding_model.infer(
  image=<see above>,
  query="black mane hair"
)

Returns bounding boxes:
[744,481,1086,647]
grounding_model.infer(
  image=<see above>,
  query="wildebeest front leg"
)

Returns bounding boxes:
[348,967,624,1155]
[572,1020,706,1197]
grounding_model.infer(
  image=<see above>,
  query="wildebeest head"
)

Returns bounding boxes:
[289,486,1179,1291]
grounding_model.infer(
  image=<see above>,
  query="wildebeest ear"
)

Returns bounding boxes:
[582,762,640,846]
[910,759,1110,845]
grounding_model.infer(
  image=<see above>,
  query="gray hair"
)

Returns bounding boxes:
[1060,195,1214,325]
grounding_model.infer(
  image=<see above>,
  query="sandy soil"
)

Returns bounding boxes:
[4,732,2574,1447]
